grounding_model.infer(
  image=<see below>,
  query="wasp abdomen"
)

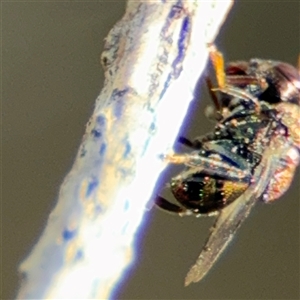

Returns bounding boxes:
[171,173,249,214]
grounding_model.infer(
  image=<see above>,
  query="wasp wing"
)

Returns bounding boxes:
[184,140,287,286]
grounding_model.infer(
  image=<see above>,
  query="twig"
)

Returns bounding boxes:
[16,1,233,299]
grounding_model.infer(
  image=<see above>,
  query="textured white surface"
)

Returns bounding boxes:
[17,1,233,299]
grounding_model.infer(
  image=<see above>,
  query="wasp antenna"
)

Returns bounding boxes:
[208,44,226,89]
[205,76,221,112]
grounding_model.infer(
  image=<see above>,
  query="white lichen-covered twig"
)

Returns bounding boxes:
[17,1,233,299]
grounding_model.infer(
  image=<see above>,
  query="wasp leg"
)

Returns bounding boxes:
[226,75,258,86]
[214,85,261,113]
[178,136,194,148]
[155,195,191,216]
[204,76,224,121]
[205,76,221,112]
[163,148,251,182]
[178,136,203,149]
[163,153,191,164]
[170,151,251,181]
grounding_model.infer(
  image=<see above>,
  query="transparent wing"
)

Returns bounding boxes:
[185,139,288,286]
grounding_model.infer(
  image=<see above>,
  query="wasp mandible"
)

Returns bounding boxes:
[155,45,300,285]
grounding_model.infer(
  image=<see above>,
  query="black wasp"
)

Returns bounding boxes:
[155,45,300,285]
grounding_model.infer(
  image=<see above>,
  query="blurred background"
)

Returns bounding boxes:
[2,1,299,299]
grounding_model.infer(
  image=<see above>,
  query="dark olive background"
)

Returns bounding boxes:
[2,1,299,299]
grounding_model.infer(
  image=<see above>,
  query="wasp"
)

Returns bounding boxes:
[155,45,300,286]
